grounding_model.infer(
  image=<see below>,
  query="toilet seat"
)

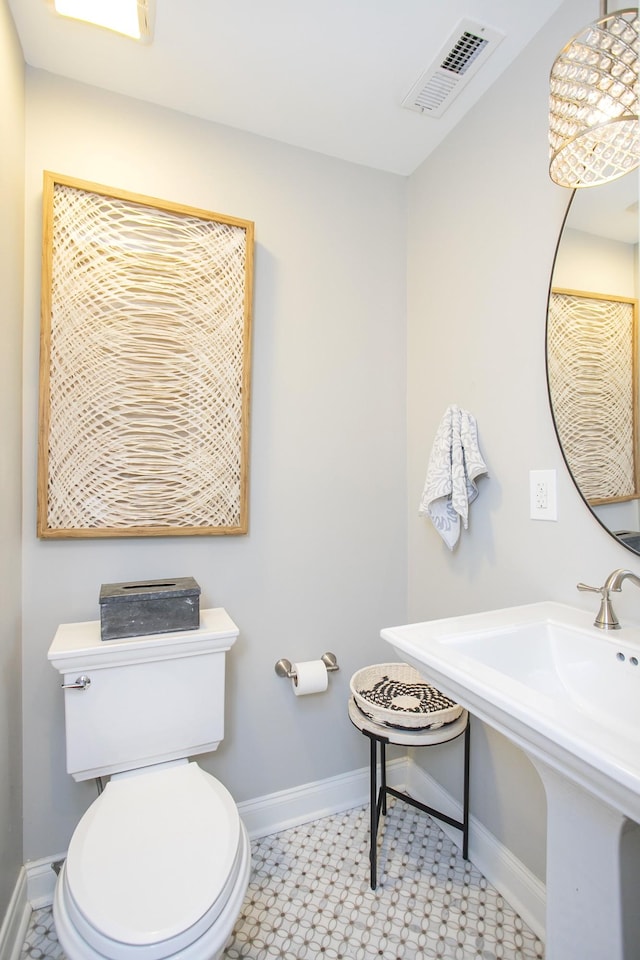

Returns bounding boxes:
[59,761,247,960]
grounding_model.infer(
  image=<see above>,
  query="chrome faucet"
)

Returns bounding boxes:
[577,569,640,629]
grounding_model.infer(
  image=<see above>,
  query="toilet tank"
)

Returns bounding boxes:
[48,608,239,781]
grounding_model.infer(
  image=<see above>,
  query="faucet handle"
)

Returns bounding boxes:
[577,582,603,595]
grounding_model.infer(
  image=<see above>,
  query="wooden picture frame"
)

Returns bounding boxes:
[548,287,639,505]
[38,172,254,538]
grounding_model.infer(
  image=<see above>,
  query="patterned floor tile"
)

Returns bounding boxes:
[20,802,544,959]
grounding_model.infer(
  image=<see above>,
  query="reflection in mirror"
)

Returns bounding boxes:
[547,174,639,555]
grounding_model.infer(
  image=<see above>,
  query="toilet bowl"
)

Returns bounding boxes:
[53,761,251,960]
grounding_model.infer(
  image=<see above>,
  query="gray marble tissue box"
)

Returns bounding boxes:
[99,577,201,641]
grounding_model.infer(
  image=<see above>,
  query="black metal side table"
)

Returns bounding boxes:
[348,697,470,889]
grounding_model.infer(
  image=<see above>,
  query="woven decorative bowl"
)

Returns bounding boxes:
[350,663,463,730]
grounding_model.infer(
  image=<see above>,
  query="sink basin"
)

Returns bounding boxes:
[382,600,640,821]
[382,601,640,960]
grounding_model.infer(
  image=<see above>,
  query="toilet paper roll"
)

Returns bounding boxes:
[292,660,329,696]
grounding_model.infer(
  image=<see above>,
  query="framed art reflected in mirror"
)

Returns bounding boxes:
[548,288,639,505]
[38,172,254,539]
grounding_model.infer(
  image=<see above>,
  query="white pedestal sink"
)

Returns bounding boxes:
[382,601,640,960]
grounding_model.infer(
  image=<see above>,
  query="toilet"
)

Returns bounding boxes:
[48,607,251,960]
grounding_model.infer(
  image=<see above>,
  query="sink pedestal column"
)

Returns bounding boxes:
[533,760,626,960]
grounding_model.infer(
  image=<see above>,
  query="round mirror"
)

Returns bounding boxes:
[546,175,639,554]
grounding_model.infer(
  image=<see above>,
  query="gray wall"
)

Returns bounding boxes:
[406,0,639,882]
[2,0,636,906]
[0,0,24,922]
[21,72,408,861]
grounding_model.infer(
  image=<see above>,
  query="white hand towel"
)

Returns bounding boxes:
[419,405,488,550]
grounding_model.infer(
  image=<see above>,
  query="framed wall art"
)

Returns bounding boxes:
[548,287,639,505]
[38,172,254,538]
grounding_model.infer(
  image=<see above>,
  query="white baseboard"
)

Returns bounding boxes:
[25,853,66,912]
[237,757,408,839]
[406,761,546,940]
[20,757,545,944]
[0,868,31,960]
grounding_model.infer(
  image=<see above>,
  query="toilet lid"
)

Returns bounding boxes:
[65,762,241,948]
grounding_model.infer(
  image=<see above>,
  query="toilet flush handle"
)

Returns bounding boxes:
[61,675,91,691]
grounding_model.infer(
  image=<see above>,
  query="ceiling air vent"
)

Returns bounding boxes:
[402,20,504,119]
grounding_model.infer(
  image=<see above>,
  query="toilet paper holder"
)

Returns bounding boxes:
[274,652,339,681]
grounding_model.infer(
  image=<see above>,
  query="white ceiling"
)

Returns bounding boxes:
[9,0,567,175]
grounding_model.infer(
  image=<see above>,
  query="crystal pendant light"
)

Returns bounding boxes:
[549,4,639,188]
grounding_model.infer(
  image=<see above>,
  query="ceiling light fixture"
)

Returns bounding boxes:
[52,0,152,41]
[548,3,639,188]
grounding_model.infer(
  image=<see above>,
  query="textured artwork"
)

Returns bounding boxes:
[38,173,254,538]
[548,288,638,504]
